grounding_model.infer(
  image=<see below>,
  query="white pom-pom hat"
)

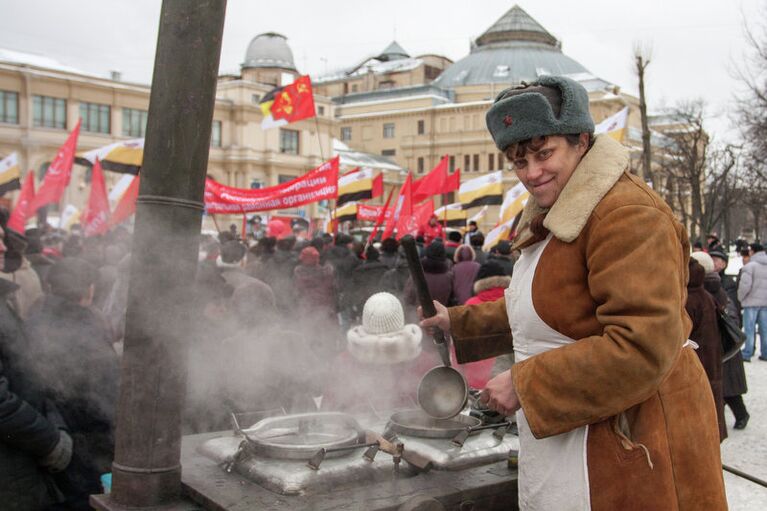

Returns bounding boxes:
[691,251,715,274]
[346,292,422,364]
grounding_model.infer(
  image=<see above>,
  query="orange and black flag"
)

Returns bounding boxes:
[259,75,316,129]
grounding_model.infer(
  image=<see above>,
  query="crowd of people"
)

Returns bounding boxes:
[0,184,764,510]
[0,207,520,510]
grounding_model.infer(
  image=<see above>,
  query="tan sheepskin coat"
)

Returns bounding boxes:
[448,135,727,511]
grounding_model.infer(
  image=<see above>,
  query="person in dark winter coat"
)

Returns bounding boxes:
[25,257,120,508]
[294,246,339,352]
[451,245,481,305]
[686,257,726,441]
[469,233,487,264]
[444,231,463,262]
[324,234,361,312]
[708,248,750,429]
[488,240,515,276]
[379,238,400,269]
[349,246,389,320]
[0,253,73,511]
[405,241,454,308]
[380,252,411,301]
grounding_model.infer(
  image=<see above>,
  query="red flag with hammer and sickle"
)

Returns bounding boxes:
[270,75,316,124]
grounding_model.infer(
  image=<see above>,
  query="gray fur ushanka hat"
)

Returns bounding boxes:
[485,75,595,151]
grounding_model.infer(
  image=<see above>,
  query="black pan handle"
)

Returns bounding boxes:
[401,236,447,347]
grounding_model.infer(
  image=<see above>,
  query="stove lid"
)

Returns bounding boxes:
[242,412,365,460]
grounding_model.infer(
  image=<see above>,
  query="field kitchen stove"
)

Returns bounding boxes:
[184,408,520,510]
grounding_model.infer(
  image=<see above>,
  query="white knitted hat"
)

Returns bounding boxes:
[347,292,422,364]
[363,292,405,334]
[691,251,715,274]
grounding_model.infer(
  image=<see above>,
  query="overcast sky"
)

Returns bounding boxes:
[0,0,762,140]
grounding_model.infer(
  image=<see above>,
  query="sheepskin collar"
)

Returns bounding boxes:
[513,135,629,248]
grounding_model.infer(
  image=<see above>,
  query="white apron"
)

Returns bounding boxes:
[506,234,591,511]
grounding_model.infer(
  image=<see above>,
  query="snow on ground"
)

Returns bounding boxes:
[721,358,767,510]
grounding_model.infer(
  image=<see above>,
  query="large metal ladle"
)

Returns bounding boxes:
[401,236,469,419]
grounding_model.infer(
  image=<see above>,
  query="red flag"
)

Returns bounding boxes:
[367,188,394,248]
[395,174,419,240]
[109,175,140,227]
[412,156,448,202]
[7,171,36,234]
[414,199,435,228]
[446,168,461,193]
[270,75,316,124]
[29,119,81,212]
[371,172,383,200]
[381,173,413,240]
[82,159,111,237]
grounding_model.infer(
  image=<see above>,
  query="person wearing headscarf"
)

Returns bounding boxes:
[421,76,726,509]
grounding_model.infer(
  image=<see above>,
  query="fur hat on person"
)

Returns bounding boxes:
[708,248,728,264]
[346,292,422,364]
[486,75,595,151]
[690,251,715,274]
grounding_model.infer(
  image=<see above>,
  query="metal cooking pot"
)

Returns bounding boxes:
[387,409,481,439]
[401,236,469,419]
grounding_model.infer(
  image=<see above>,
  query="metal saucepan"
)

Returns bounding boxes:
[401,236,469,419]
[386,409,481,439]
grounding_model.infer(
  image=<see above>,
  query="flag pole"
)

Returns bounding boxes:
[314,115,325,162]
[210,213,222,234]
[441,193,448,239]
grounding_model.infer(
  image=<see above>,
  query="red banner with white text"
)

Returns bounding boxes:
[204,157,339,214]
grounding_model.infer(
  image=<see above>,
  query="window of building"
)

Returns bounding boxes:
[122,108,148,137]
[488,153,495,171]
[351,84,359,93]
[464,154,471,172]
[279,129,299,154]
[251,93,261,104]
[382,149,396,157]
[473,154,479,172]
[493,65,510,78]
[417,157,424,173]
[378,80,395,90]
[79,102,111,134]
[250,180,263,189]
[424,65,442,81]
[211,120,222,147]
[278,174,295,184]
[417,119,425,135]
[341,126,352,141]
[449,156,455,172]
[318,105,325,116]
[0,91,19,124]
[383,123,395,139]
[33,95,66,129]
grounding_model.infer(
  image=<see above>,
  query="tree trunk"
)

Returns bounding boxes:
[636,54,653,186]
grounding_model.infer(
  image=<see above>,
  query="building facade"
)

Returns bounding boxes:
[0,4,672,233]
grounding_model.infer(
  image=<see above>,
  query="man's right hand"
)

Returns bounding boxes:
[418,300,451,336]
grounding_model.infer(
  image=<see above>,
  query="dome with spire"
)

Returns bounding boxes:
[376,41,410,62]
[242,32,297,71]
[434,5,606,90]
